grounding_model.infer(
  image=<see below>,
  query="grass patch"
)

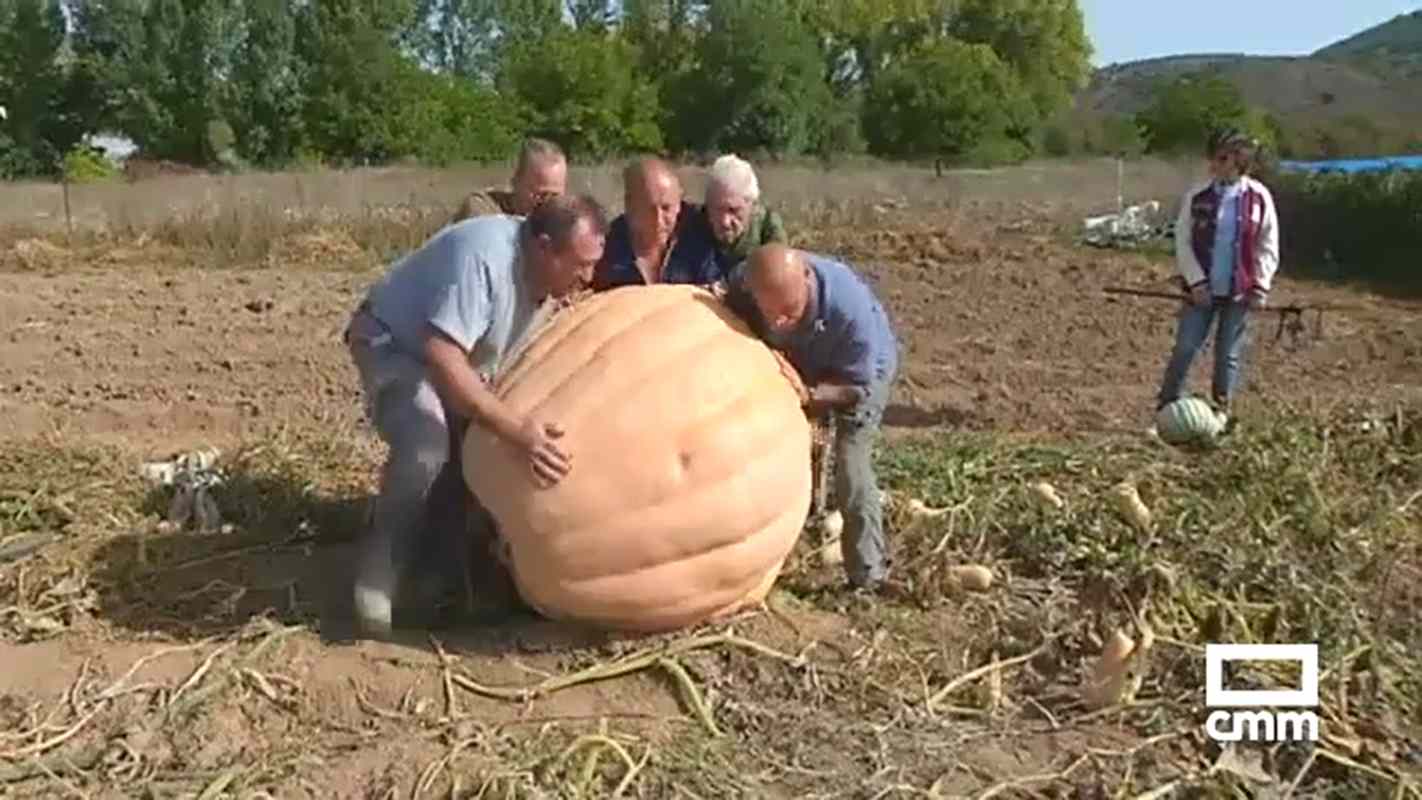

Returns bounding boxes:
[0,426,372,642]
[1,400,1419,797]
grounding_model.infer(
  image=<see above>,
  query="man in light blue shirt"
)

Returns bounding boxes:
[343,195,608,636]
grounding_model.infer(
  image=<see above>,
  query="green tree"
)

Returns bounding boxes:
[498,27,663,160]
[863,38,1034,162]
[295,0,421,163]
[64,0,144,138]
[1261,112,1293,159]
[566,0,614,31]
[621,0,700,81]
[227,0,308,165]
[1240,108,1277,157]
[672,0,840,157]
[795,0,954,93]
[1097,114,1145,157]
[0,0,81,176]
[384,60,523,165]
[493,0,562,47]
[1042,122,1073,157]
[67,0,241,164]
[620,0,701,140]
[1135,73,1248,155]
[407,0,501,78]
[950,0,1093,125]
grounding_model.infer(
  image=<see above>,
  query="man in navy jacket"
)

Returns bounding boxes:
[591,157,721,291]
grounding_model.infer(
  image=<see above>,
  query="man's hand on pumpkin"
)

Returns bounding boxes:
[769,350,810,406]
[809,382,867,410]
[514,418,570,488]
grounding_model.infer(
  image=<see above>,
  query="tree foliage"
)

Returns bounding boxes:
[864,38,1035,161]
[669,0,840,157]
[1135,73,1250,156]
[498,28,662,161]
[951,0,1092,124]
[2,0,1104,176]
[1134,72,1288,159]
[227,0,308,165]
[0,0,81,176]
[68,0,241,165]
[795,0,956,92]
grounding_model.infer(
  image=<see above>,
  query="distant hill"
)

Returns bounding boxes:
[1075,11,1422,153]
[1316,9,1422,75]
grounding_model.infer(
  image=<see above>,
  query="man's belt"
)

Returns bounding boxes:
[344,298,393,348]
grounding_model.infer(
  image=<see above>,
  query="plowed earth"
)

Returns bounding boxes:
[4,217,1417,448]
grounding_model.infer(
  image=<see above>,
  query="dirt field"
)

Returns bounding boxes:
[2,202,1417,446]
[1,163,1420,798]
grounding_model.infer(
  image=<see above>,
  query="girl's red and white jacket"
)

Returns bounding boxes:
[1173,175,1281,303]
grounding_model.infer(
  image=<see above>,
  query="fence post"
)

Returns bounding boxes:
[1116,156,1125,214]
[62,174,73,242]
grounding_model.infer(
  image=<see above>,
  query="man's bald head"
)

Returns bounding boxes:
[624,156,679,194]
[745,244,812,334]
[624,156,683,248]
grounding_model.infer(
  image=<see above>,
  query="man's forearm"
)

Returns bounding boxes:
[423,331,521,443]
[438,364,521,440]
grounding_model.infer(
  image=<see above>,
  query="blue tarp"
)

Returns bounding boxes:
[1278,155,1422,175]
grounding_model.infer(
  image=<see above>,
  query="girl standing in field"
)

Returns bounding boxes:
[1155,127,1281,431]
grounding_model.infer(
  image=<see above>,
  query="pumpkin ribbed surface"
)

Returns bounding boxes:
[1156,397,1224,446]
[462,284,813,632]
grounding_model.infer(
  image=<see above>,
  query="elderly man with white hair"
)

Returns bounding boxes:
[702,154,787,271]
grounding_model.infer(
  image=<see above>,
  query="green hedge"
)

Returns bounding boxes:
[1265,167,1422,296]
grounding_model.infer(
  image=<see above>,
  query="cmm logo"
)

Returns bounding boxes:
[1204,644,1321,743]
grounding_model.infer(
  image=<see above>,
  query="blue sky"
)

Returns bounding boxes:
[1081,1,1422,66]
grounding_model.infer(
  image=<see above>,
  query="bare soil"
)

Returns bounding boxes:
[3,213,1418,446]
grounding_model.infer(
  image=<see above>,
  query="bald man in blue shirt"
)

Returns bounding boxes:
[719,244,900,592]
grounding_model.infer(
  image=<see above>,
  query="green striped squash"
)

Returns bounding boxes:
[1156,397,1224,446]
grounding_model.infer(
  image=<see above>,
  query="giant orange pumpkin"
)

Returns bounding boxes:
[461,284,813,632]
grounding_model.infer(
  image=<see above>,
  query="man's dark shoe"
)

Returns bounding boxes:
[848,573,909,601]
[399,568,462,629]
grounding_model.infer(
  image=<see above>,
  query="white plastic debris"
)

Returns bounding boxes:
[139,448,226,533]
[1081,201,1167,249]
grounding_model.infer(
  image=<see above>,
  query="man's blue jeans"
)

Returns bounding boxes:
[833,366,896,588]
[1157,299,1251,410]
